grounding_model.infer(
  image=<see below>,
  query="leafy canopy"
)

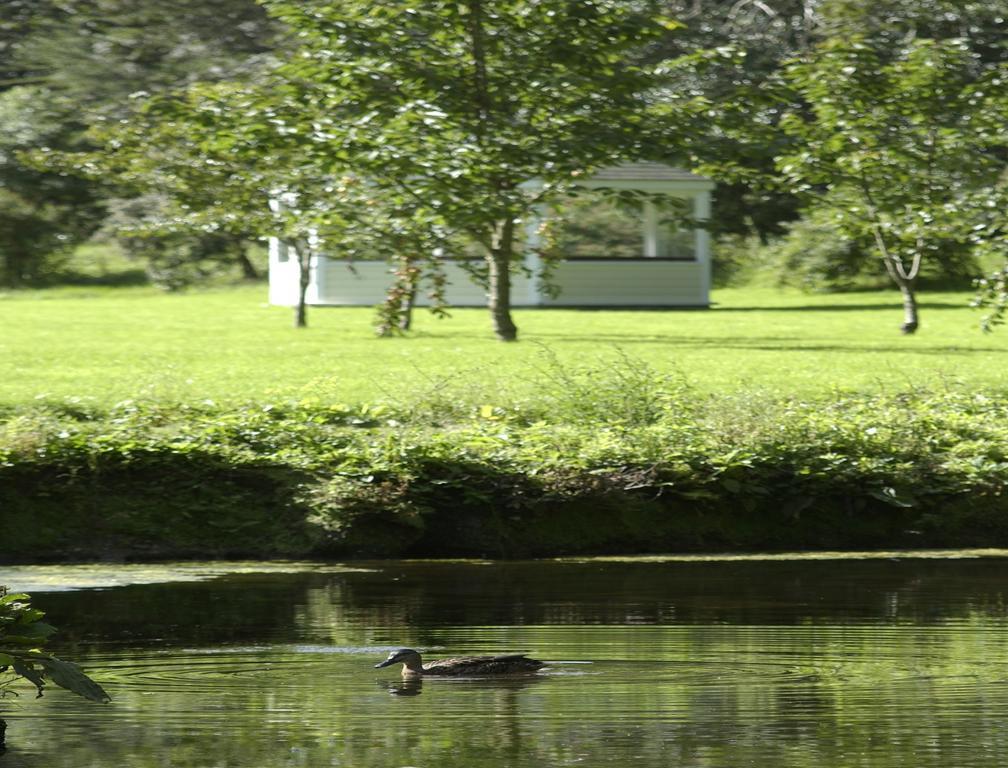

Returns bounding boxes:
[262,0,683,238]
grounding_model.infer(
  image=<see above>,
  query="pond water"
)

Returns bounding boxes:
[2,553,1008,767]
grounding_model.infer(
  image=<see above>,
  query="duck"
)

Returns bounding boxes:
[374,648,545,678]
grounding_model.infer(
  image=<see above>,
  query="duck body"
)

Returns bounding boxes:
[375,648,544,678]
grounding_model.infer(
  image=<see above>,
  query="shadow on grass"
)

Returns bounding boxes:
[524,332,1007,354]
[487,300,971,313]
[41,269,150,288]
[711,301,969,312]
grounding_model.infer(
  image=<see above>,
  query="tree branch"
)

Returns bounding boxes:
[465,0,492,145]
[857,171,910,285]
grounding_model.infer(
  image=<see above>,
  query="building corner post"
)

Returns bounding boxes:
[524,204,546,306]
[694,190,712,306]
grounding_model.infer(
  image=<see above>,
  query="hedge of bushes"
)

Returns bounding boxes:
[3,363,1007,561]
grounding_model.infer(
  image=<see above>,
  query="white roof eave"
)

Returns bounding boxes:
[521,163,715,194]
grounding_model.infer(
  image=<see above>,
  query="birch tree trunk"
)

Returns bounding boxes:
[896,278,919,334]
[871,224,922,335]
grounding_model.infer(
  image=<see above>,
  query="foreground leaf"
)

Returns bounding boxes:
[39,657,112,704]
[11,659,45,698]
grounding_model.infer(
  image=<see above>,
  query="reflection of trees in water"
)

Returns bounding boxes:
[326,559,1008,631]
[33,559,1008,655]
[38,575,308,651]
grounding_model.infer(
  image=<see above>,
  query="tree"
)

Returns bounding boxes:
[101,196,262,289]
[660,0,1008,254]
[11,0,278,113]
[263,0,684,341]
[817,0,1008,57]
[60,81,340,326]
[776,36,1008,333]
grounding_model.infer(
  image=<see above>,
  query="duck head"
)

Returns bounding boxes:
[375,648,423,671]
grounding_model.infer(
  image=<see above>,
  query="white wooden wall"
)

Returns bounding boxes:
[540,261,706,306]
[269,254,707,308]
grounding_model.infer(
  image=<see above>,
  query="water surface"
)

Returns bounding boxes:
[2,553,1008,767]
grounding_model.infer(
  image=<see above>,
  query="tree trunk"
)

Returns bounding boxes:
[465,4,515,340]
[293,239,311,329]
[873,224,921,335]
[235,244,259,280]
[898,278,919,334]
[487,219,518,341]
[398,284,417,331]
[881,258,920,334]
[2,252,25,287]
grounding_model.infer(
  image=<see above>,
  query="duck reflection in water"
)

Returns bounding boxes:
[387,678,423,697]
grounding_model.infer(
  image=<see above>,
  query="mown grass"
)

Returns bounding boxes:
[0,283,1005,409]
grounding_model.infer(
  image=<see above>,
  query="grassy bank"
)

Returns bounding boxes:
[2,374,1007,560]
[3,285,1006,560]
[1,284,1006,407]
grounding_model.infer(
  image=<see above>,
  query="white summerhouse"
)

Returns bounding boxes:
[268,162,714,308]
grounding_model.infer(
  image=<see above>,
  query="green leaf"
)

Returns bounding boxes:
[0,634,46,646]
[721,477,742,493]
[39,657,111,704]
[12,658,46,698]
[2,622,57,642]
[15,609,47,625]
[26,621,57,638]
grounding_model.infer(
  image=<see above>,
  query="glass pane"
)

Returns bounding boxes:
[547,195,643,258]
[546,194,695,259]
[655,199,695,260]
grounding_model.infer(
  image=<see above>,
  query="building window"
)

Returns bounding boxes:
[546,193,696,260]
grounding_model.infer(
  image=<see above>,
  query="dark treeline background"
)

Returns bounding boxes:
[0,0,280,287]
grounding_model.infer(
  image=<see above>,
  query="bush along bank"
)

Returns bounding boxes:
[2,384,1007,561]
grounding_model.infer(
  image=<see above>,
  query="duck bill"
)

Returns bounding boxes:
[374,659,397,668]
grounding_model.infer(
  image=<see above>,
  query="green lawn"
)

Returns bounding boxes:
[1,283,1005,408]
